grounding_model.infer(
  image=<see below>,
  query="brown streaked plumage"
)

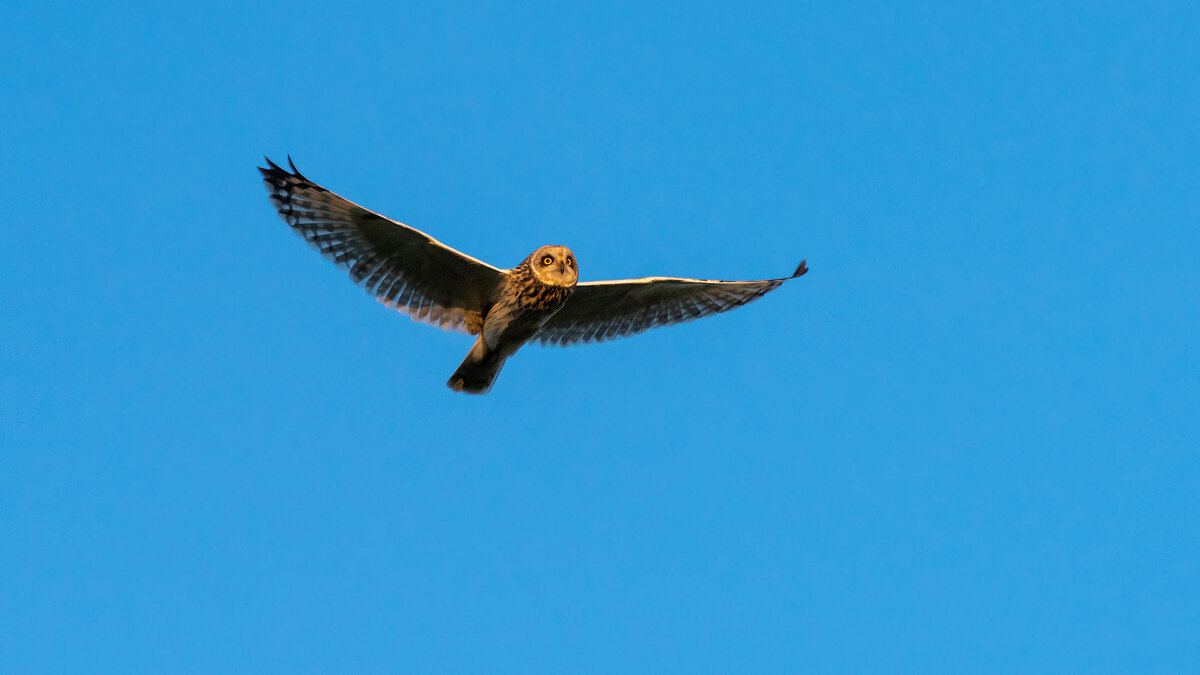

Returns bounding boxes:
[260,157,808,394]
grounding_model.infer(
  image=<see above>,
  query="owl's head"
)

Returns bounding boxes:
[527,245,579,287]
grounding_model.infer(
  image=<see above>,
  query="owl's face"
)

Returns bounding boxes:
[528,245,579,287]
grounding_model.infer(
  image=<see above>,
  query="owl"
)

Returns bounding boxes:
[260,158,808,394]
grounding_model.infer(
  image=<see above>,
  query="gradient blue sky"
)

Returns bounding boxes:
[2,2,1198,672]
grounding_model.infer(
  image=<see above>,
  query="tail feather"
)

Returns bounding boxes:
[447,337,506,394]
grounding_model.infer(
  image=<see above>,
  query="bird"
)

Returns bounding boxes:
[259,157,809,394]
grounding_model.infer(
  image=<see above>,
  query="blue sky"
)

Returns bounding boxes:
[2,1,1198,672]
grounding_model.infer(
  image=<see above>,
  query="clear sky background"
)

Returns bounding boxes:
[2,2,1198,672]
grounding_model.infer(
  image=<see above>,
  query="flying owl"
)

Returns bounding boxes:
[260,158,808,394]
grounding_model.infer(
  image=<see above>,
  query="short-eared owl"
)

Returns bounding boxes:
[260,158,808,394]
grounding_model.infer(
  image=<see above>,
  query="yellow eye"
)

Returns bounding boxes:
[566,258,574,267]
[542,256,554,265]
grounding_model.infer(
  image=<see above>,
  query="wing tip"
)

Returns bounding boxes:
[286,154,307,179]
[792,259,809,278]
[259,155,283,178]
[259,154,307,180]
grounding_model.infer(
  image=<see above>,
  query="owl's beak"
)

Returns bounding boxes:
[558,261,567,275]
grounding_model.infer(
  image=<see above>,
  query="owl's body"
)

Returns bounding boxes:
[450,246,577,393]
[260,158,808,394]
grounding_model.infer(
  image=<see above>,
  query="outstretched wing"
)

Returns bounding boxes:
[536,261,808,346]
[260,158,507,334]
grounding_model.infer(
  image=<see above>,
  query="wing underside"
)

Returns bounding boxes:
[260,158,506,334]
[536,261,807,346]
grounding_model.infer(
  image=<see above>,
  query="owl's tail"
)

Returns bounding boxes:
[447,337,507,394]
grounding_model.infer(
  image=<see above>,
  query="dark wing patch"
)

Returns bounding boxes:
[260,157,506,334]
[536,261,807,346]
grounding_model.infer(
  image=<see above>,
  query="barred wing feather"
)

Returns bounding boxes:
[260,158,506,335]
[536,261,807,346]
